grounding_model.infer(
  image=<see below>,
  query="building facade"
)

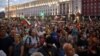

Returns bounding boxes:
[5,0,81,18]
[69,0,82,15]
[82,0,100,18]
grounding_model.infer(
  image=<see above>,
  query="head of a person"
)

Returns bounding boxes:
[30,29,37,37]
[10,30,17,37]
[57,29,62,37]
[45,36,53,47]
[14,34,21,43]
[0,24,6,38]
[31,52,44,56]
[0,29,6,38]
[63,43,75,56]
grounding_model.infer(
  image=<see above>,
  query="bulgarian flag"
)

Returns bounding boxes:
[20,15,31,28]
[21,19,31,28]
[89,16,92,22]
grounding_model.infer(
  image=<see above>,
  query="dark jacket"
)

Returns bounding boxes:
[38,46,58,56]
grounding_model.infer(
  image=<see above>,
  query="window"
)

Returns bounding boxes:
[99,3,100,7]
[91,6,92,9]
[91,3,93,6]
[94,10,96,12]
[94,6,96,9]
[84,0,86,2]
[87,7,88,10]
[86,0,88,2]
[94,3,96,5]
[83,4,85,6]
[87,4,89,6]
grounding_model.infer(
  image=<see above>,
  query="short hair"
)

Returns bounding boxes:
[31,52,44,56]
[45,36,53,44]
[63,43,73,50]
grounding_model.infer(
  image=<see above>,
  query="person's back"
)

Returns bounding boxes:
[25,29,40,55]
[38,37,58,56]
[38,46,58,56]
[50,31,58,43]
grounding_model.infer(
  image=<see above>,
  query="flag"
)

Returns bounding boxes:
[89,16,92,22]
[21,19,31,28]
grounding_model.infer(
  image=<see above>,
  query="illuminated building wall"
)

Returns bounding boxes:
[5,0,81,17]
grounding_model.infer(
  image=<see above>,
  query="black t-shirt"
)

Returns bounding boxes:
[77,38,88,48]
[0,37,13,55]
[38,46,58,56]
[77,38,88,56]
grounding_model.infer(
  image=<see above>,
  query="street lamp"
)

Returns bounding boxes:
[7,0,10,19]
[7,0,17,19]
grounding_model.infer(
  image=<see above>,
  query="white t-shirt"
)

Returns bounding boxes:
[38,31,45,36]
[65,54,79,56]
[26,36,39,45]
[0,50,7,56]
[67,34,73,43]
[26,36,39,54]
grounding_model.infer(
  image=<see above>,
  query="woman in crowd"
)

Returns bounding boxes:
[10,34,24,56]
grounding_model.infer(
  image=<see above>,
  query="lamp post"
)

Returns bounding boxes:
[8,0,10,19]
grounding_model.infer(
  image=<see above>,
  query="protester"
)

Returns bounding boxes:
[63,43,79,56]
[38,36,58,56]
[10,34,24,56]
[25,28,40,55]
[0,24,13,56]
[8,30,17,43]
[87,33,99,56]
[77,32,88,56]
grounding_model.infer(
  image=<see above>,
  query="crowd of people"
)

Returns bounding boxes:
[0,17,100,56]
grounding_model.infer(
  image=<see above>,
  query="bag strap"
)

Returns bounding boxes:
[25,36,31,45]
[29,37,31,45]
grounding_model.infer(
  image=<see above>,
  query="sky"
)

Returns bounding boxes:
[0,0,35,11]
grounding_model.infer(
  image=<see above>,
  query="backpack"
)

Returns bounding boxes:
[24,36,39,55]
[25,37,31,45]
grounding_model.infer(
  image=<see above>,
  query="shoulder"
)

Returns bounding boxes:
[26,36,32,40]
[38,46,45,51]
[4,37,13,43]
[64,54,79,56]
[0,50,7,56]
[74,54,79,56]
